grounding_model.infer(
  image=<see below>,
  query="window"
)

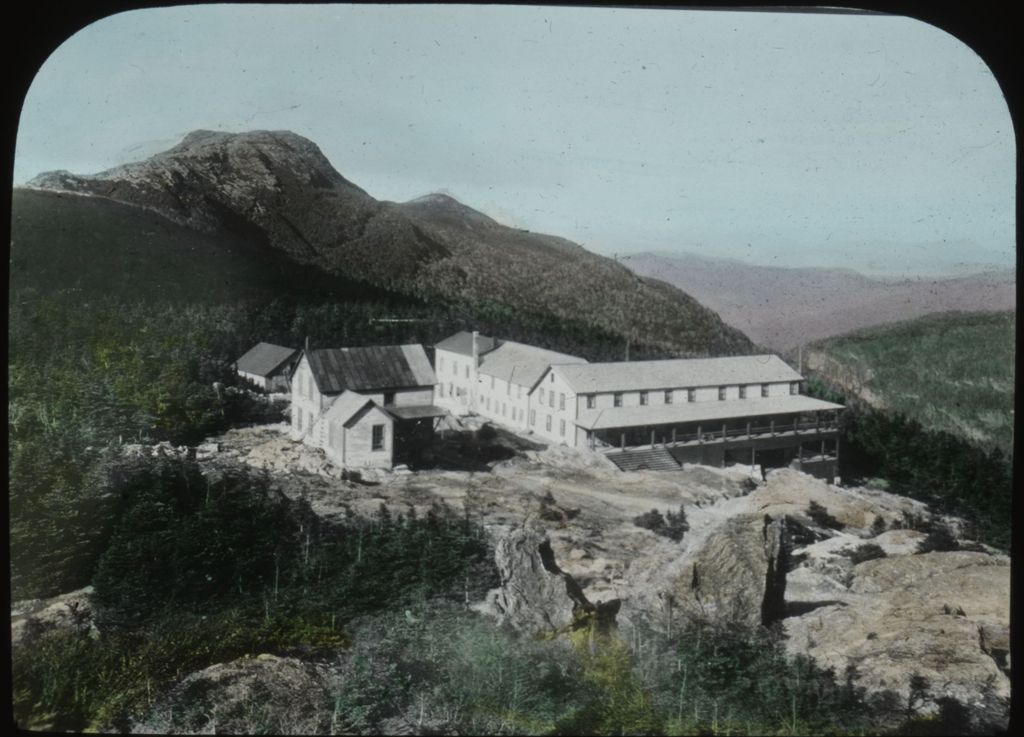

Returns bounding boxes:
[640,391,649,406]
[614,392,623,407]
[739,385,747,399]
[559,393,565,411]
[665,390,673,404]
[539,388,545,403]
[383,392,395,406]
[688,388,697,402]
[371,424,384,451]
[550,374,554,383]
[586,394,596,409]
[546,415,552,431]
[502,403,507,416]
[559,419,566,436]
[761,384,770,398]
[549,392,554,408]
[790,381,800,395]
[718,386,726,400]
[449,383,453,396]
[529,409,536,426]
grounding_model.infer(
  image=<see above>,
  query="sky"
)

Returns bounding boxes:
[14,4,1015,278]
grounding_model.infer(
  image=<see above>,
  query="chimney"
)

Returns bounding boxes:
[471,331,480,367]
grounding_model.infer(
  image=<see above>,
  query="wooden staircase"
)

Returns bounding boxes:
[605,447,682,472]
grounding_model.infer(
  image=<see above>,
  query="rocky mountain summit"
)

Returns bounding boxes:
[16,422,1008,732]
[26,130,752,356]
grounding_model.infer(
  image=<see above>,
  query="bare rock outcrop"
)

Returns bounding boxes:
[10,586,98,649]
[478,526,620,634]
[130,654,336,735]
[785,550,1011,715]
[661,513,789,628]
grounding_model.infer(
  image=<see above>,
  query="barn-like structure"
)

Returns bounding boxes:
[289,344,444,470]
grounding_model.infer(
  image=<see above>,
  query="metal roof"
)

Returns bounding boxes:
[478,340,587,388]
[554,355,802,394]
[575,395,845,430]
[235,342,298,377]
[306,344,436,394]
[386,405,448,420]
[434,330,498,357]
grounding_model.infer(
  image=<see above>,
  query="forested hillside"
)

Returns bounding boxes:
[27,129,753,357]
[805,311,1015,457]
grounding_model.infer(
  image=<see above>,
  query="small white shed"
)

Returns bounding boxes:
[235,342,299,392]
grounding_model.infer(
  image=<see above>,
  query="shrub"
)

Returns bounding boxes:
[871,515,888,536]
[916,524,960,554]
[633,506,689,542]
[807,500,844,530]
[476,423,498,442]
[844,543,887,565]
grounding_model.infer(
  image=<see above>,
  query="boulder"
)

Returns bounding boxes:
[130,654,335,734]
[666,513,789,628]
[477,527,620,635]
[10,587,98,649]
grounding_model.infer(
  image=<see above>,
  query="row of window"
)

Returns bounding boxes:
[584,382,799,408]
[525,409,566,437]
[537,388,566,410]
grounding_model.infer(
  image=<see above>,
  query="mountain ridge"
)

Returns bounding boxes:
[26,129,754,357]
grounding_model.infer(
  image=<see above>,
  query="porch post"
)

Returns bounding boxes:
[698,424,702,444]
[746,420,751,438]
[671,427,676,446]
[721,422,727,441]
[651,428,656,448]
[621,431,626,450]
[816,412,820,433]
[770,419,775,436]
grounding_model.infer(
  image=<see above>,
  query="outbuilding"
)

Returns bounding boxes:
[235,342,299,392]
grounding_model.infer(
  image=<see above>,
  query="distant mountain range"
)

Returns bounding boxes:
[619,251,1015,352]
[22,130,752,357]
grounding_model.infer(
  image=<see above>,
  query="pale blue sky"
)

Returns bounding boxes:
[15,4,1015,277]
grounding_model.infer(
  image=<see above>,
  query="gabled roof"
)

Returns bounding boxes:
[478,340,587,388]
[322,390,384,427]
[236,342,299,377]
[575,395,844,430]
[553,355,802,394]
[434,330,498,357]
[306,344,436,394]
